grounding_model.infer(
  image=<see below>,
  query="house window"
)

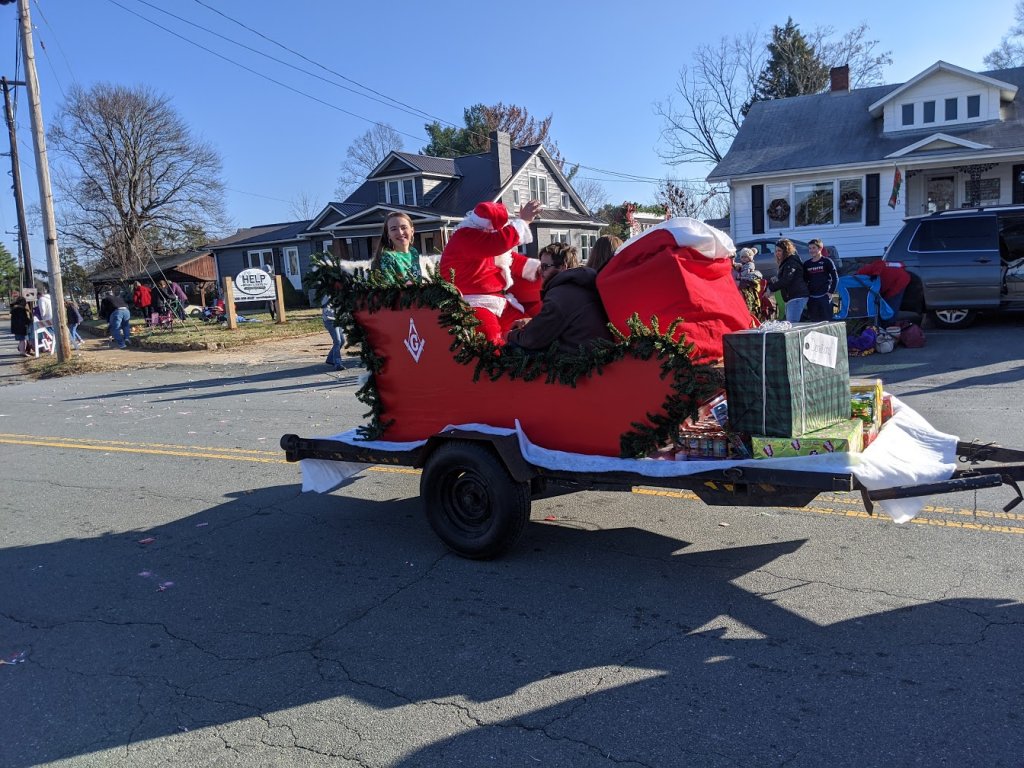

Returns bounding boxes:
[765,184,790,230]
[513,189,520,205]
[579,233,597,261]
[403,178,416,205]
[322,239,333,254]
[964,178,1000,206]
[967,94,981,119]
[561,193,570,209]
[838,178,864,225]
[377,182,386,203]
[901,104,914,126]
[945,97,958,121]
[549,232,568,244]
[794,182,834,227]
[387,180,400,204]
[246,249,273,270]
[530,175,548,204]
[923,101,935,123]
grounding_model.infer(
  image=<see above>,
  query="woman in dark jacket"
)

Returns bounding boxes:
[767,238,809,323]
[10,296,32,356]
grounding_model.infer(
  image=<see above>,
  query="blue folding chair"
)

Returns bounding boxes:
[834,274,895,323]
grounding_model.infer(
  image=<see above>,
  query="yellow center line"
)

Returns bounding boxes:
[0,433,420,473]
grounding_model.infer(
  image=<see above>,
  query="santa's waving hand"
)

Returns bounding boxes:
[439,199,541,342]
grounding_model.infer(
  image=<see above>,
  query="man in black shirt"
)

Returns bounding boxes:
[803,239,839,322]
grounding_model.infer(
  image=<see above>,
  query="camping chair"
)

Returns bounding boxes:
[834,274,895,324]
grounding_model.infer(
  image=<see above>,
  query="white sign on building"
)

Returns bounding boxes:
[232,268,277,303]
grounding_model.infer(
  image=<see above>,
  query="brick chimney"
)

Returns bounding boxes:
[491,130,512,187]
[830,65,850,93]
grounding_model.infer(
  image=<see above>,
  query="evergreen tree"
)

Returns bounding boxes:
[744,18,829,115]
[0,243,17,296]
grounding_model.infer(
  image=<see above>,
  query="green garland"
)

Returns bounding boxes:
[305,253,724,458]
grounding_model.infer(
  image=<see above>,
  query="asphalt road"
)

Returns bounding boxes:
[1,316,1023,768]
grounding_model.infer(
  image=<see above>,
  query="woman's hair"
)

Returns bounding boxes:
[587,235,622,273]
[539,242,579,270]
[372,212,415,269]
[775,238,797,258]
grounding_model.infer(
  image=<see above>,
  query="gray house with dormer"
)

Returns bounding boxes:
[308,130,606,263]
[709,61,1024,258]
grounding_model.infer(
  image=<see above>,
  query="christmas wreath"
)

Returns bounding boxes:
[840,189,864,214]
[767,198,791,222]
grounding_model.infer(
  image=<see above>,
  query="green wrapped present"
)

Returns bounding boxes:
[724,322,850,437]
[751,418,864,459]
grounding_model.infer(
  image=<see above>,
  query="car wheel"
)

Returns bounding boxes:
[929,309,976,329]
[421,441,531,560]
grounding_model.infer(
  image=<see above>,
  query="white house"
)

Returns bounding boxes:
[708,62,1024,257]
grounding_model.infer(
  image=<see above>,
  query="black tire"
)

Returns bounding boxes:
[420,441,531,560]
[929,308,976,329]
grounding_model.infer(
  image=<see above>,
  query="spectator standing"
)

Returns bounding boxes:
[321,296,345,370]
[803,239,839,321]
[65,299,84,350]
[373,212,422,279]
[99,292,132,349]
[36,286,53,328]
[10,296,32,356]
[767,239,809,323]
[132,281,153,318]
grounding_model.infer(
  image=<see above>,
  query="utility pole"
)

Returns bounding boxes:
[2,76,33,288]
[17,0,70,361]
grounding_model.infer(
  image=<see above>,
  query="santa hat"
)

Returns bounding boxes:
[459,201,510,232]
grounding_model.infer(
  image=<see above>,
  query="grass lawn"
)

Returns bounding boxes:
[82,307,323,350]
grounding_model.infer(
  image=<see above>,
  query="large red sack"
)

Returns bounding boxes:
[596,218,752,362]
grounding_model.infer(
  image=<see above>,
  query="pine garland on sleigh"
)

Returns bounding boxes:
[306,252,724,458]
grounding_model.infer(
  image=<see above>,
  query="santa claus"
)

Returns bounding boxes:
[439,199,542,342]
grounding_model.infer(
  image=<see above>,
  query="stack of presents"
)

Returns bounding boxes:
[670,321,892,461]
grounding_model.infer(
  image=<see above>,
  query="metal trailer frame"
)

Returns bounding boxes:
[281,430,1024,559]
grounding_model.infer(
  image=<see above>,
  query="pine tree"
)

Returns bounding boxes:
[744,18,829,115]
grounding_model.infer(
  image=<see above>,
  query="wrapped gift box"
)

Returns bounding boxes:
[850,377,884,430]
[752,418,864,459]
[724,322,850,437]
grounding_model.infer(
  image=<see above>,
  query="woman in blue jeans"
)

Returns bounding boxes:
[322,297,344,369]
[100,292,132,349]
[767,239,809,323]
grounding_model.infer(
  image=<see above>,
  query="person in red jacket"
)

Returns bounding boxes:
[439,199,541,342]
[856,259,911,313]
[132,281,152,318]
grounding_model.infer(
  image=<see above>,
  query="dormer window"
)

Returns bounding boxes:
[967,94,981,118]
[945,98,958,121]
[901,104,914,126]
[923,101,935,123]
[377,176,417,205]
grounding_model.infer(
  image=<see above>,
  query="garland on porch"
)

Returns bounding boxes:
[305,253,724,458]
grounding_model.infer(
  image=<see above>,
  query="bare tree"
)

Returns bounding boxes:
[289,191,321,220]
[985,0,1024,68]
[656,179,728,220]
[657,22,891,168]
[572,176,608,213]
[335,123,404,199]
[49,83,226,279]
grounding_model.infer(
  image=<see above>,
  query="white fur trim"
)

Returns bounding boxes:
[618,216,735,260]
[463,294,508,317]
[522,258,542,281]
[339,259,373,275]
[495,252,514,290]
[510,218,533,245]
[456,211,494,232]
[419,254,439,277]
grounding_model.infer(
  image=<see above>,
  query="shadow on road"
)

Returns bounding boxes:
[2,485,1022,765]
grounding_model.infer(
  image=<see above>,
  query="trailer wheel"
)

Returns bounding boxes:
[421,441,531,559]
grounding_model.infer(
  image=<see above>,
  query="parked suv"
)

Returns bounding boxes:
[883,206,1024,328]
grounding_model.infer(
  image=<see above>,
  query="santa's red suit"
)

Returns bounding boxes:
[439,202,535,342]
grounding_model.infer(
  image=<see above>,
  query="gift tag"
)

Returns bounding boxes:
[803,330,838,368]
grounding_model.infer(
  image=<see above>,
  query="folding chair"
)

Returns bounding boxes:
[834,274,895,323]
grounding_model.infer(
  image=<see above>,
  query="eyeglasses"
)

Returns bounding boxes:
[539,262,558,271]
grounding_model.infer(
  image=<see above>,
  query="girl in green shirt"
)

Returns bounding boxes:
[373,212,421,279]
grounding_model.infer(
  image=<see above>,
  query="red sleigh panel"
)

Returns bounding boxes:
[356,308,676,457]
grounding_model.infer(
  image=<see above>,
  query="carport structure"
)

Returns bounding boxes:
[86,250,217,310]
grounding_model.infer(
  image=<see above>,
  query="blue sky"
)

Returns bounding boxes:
[0,0,1017,269]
